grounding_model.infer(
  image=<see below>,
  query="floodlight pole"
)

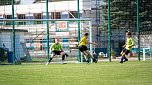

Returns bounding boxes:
[12,0,16,64]
[136,0,140,61]
[108,0,111,62]
[77,0,81,62]
[46,0,50,60]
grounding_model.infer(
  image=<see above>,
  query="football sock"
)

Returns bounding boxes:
[62,55,65,61]
[65,53,68,57]
[48,58,52,63]
[120,57,124,62]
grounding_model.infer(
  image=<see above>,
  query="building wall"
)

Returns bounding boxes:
[0,31,25,61]
[82,0,104,46]
[0,1,82,15]
[0,0,106,48]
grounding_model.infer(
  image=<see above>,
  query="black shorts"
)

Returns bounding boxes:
[51,51,62,56]
[122,48,130,55]
[78,45,88,52]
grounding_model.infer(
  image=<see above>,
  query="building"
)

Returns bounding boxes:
[0,0,104,50]
[0,0,151,59]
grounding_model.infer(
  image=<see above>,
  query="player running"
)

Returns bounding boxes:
[78,32,98,63]
[120,31,135,63]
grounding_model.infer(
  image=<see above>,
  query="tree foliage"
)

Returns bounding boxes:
[102,0,152,32]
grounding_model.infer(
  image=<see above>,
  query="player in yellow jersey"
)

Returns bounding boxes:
[78,32,98,63]
[46,38,68,65]
[120,31,135,63]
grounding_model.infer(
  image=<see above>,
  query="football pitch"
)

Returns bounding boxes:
[0,61,152,85]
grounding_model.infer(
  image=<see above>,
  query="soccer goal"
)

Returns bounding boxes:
[0,19,93,64]
[142,48,152,61]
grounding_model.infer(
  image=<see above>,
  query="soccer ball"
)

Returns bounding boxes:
[98,52,104,57]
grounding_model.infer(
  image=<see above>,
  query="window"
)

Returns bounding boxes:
[51,12,55,19]
[51,12,61,21]
[25,13,34,25]
[18,14,25,19]
[55,12,61,19]
[61,12,68,19]
[0,15,4,25]
[69,11,78,18]
[4,15,12,25]
[17,14,26,25]
[33,13,42,24]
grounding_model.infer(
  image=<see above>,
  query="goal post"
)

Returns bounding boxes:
[0,19,92,63]
[142,48,152,61]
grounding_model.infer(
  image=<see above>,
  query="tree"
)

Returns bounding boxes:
[139,0,152,32]
[102,0,152,32]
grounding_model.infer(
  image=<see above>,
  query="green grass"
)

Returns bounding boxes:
[0,61,152,85]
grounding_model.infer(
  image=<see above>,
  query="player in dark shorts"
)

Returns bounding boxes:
[78,32,98,63]
[120,32,135,63]
[46,38,68,65]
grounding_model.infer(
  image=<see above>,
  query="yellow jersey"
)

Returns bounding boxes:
[125,37,134,51]
[50,43,62,51]
[78,36,87,46]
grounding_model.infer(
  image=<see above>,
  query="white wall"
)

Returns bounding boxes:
[0,0,82,15]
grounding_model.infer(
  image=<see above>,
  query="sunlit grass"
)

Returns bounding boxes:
[0,61,152,85]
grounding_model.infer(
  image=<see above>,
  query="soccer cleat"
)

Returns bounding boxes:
[86,60,90,64]
[61,61,67,64]
[93,58,95,62]
[120,58,124,63]
[94,60,97,63]
[120,61,123,63]
[93,58,97,63]
[45,62,49,66]
[124,58,128,62]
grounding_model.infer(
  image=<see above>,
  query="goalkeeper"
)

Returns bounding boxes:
[46,38,68,65]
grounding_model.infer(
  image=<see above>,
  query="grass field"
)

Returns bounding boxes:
[0,61,152,85]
